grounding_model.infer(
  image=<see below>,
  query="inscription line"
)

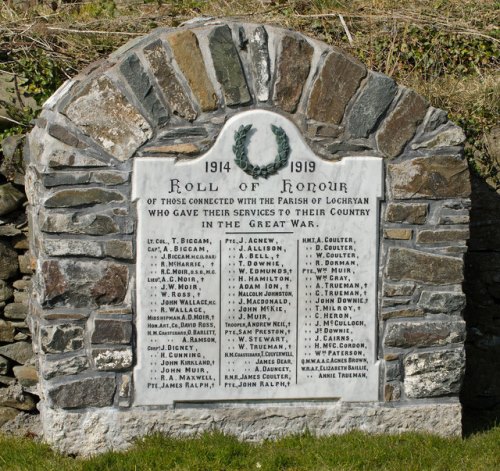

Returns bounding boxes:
[296,239,299,385]
[219,239,222,386]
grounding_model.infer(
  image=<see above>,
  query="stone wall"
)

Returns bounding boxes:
[23,20,471,454]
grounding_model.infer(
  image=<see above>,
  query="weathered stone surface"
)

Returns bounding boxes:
[418,291,466,314]
[167,30,218,111]
[92,319,132,344]
[382,298,411,308]
[0,406,21,426]
[47,150,106,169]
[91,265,129,306]
[416,229,469,244]
[389,155,470,199]
[14,290,28,304]
[47,123,87,149]
[385,360,402,381]
[1,135,25,185]
[12,279,30,291]
[0,384,37,411]
[4,303,28,320]
[308,51,366,124]
[0,342,32,364]
[40,402,463,455]
[0,356,9,375]
[385,203,428,224]
[384,320,465,348]
[40,323,84,353]
[209,26,251,106]
[144,143,200,155]
[273,35,314,113]
[92,347,133,371]
[13,365,38,387]
[44,188,124,208]
[91,171,129,186]
[41,355,89,380]
[42,172,90,187]
[249,26,270,102]
[347,72,397,138]
[43,239,133,260]
[0,183,25,216]
[120,53,169,126]
[381,308,424,320]
[384,383,401,402]
[48,376,116,409]
[404,348,465,398]
[411,125,465,150]
[383,228,412,240]
[439,213,469,225]
[41,260,129,308]
[0,320,14,342]
[424,108,448,132]
[0,240,19,280]
[18,253,33,275]
[41,211,120,236]
[377,90,428,158]
[63,76,152,161]
[0,280,13,302]
[386,247,464,284]
[144,41,197,121]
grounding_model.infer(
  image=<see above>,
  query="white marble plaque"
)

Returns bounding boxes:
[132,110,383,405]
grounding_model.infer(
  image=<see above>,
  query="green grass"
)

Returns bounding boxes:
[0,428,499,470]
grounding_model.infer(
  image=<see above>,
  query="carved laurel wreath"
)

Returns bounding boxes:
[233,124,290,179]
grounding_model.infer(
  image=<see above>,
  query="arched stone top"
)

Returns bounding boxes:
[29,20,467,170]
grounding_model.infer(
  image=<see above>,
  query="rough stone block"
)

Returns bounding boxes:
[404,348,464,398]
[3,303,28,320]
[143,40,197,121]
[389,155,470,199]
[44,188,125,208]
[0,355,9,375]
[386,247,463,284]
[416,229,469,244]
[308,51,366,124]
[63,76,152,161]
[0,342,33,364]
[0,241,19,280]
[0,406,20,426]
[18,253,33,275]
[92,319,132,344]
[376,90,428,158]
[40,260,128,308]
[248,26,270,102]
[384,320,466,348]
[0,183,25,217]
[13,365,38,387]
[411,125,465,150]
[0,384,37,411]
[120,53,169,127]
[346,72,397,138]
[41,355,90,380]
[47,376,116,409]
[167,30,218,111]
[384,382,401,402]
[43,239,133,260]
[418,291,466,314]
[383,228,412,240]
[273,34,313,113]
[383,282,415,297]
[47,123,87,149]
[385,203,428,224]
[0,280,13,302]
[40,323,85,353]
[381,308,424,320]
[0,320,14,342]
[92,347,133,371]
[41,211,121,236]
[209,25,251,106]
[385,360,401,381]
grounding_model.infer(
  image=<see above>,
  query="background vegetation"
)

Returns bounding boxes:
[0,0,498,186]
